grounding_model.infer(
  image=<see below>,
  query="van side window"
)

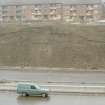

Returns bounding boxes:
[31,85,36,89]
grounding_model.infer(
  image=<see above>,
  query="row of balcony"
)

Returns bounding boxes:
[0,15,95,23]
[0,4,98,11]
[0,12,98,18]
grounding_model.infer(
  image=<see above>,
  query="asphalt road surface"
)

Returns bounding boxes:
[0,92,105,105]
[0,70,105,84]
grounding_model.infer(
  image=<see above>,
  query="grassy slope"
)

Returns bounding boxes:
[0,23,105,69]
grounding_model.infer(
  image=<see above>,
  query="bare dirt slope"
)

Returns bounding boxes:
[0,23,105,69]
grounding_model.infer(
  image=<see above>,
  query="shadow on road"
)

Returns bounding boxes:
[17,95,50,105]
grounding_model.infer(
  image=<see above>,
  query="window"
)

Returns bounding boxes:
[2,6,8,9]
[50,14,56,18]
[16,10,22,14]
[50,3,56,7]
[50,8,56,12]
[2,16,8,21]
[2,10,8,14]
[31,85,36,89]
[10,16,14,20]
[69,16,73,19]
[34,4,41,8]
[16,15,22,20]
[44,15,48,19]
[16,6,22,14]
[87,16,93,18]
[34,14,42,18]
[86,16,93,21]
[86,4,94,10]
[86,10,93,15]
[16,5,22,8]
[35,9,39,12]
[70,5,76,10]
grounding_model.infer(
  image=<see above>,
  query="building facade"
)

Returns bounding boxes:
[0,0,104,23]
[63,4,103,23]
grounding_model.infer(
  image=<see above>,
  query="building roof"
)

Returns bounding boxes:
[0,0,102,5]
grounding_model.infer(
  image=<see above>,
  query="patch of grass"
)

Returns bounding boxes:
[0,23,105,69]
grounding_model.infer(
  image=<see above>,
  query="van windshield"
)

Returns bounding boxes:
[31,85,36,89]
[35,85,41,89]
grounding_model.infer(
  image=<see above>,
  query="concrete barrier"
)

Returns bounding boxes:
[0,66,105,72]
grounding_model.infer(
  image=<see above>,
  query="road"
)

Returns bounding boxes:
[1,70,105,104]
[0,70,105,84]
[0,92,105,105]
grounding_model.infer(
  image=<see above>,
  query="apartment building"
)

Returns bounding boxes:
[0,0,104,23]
[63,3,103,23]
[0,6,2,22]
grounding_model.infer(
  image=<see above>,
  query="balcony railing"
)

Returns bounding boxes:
[70,7,76,11]
[86,12,93,16]
[87,7,94,10]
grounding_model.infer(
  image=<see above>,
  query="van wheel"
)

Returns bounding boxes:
[22,93,29,96]
[26,93,29,96]
[42,93,48,97]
